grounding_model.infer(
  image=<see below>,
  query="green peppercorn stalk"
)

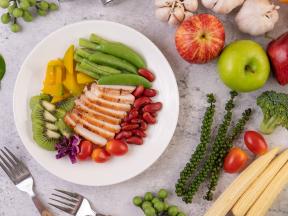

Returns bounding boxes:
[175,94,216,197]
[204,108,252,201]
[0,0,58,32]
[182,91,238,203]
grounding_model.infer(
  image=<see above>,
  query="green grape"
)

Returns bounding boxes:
[12,8,24,18]
[22,10,33,22]
[158,189,168,200]
[168,206,179,216]
[8,4,16,14]
[177,213,186,216]
[144,192,154,201]
[38,1,49,10]
[163,202,169,211]
[20,0,30,10]
[49,2,58,11]
[29,0,36,6]
[0,0,9,9]
[144,207,156,216]
[154,201,165,212]
[132,196,143,207]
[37,9,47,16]
[10,23,21,32]
[1,13,10,24]
[142,201,152,209]
[151,197,160,205]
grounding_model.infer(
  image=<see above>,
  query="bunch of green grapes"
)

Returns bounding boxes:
[0,0,58,32]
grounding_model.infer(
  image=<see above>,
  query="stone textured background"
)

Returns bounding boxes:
[0,0,288,215]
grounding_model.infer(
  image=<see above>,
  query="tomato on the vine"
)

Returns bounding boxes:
[77,140,93,160]
[224,147,248,173]
[106,139,128,156]
[244,131,268,155]
[91,148,111,163]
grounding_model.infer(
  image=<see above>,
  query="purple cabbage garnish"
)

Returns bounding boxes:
[55,135,81,164]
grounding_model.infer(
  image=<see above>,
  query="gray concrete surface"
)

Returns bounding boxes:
[0,0,288,215]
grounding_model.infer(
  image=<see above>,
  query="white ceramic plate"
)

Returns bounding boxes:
[13,20,179,186]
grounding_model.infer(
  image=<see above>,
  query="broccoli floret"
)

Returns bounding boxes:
[257,91,288,134]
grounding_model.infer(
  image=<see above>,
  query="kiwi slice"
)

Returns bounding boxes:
[30,94,51,110]
[55,108,67,119]
[32,104,57,123]
[56,96,76,112]
[32,121,59,151]
[56,119,72,138]
[41,101,56,112]
[45,122,58,131]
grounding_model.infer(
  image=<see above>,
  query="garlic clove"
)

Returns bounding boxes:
[155,0,175,7]
[173,5,185,22]
[168,14,181,25]
[201,0,218,10]
[184,11,194,20]
[183,0,198,12]
[155,7,172,22]
[202,0,244,14]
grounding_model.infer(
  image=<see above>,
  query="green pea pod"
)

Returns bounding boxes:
[74,53,84,63]
[98,74,152,88]
[81,59,121,75]
[0,54,6,83]
[76,64,100,80]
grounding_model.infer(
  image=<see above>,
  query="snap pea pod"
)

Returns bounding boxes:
[98,74,152,88]
[0,54,6,85]
[80,59,122,75]
[74,53,84,63]
[76,48,137,74]
[76,64,100,80]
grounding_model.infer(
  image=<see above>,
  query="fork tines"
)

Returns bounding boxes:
[49,189,83,215]
[0,147,28,183]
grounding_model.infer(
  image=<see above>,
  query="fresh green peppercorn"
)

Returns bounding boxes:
[168,206,179,216]
[144,192,154,201]
[151,197,160,204]
[8,4,16,14]
[22,10,33,22]
[158,189,168,200]
[49,2,58,11]
[38,1,49,10]
[10,23,21,32]
[37,9,47,16]
[20,0,30,10]
[0,0,9,9]
[177,212,186,216]
[1,13,10,24]
[154,201,165,212]
[142,201,152,209]
[133,196,143,207]
[12,8,24,18]
[144,207,156,216]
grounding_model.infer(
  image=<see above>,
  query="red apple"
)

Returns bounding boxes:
[175,14,225,64]
[267,32,288,85]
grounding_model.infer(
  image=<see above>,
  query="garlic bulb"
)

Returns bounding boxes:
[155,0,198,25]
[201,0,245,14]
[235,0,280,35]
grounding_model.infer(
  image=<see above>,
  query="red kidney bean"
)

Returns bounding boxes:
[132,129,146,137]
[131,118,143,124]
[134,97,152,109]
[121,124,139,131]
[128,109,139,120]
[140,121,148,130]
[132,85,144,98]
[121,122,129,127]
[138,68,155,82]
[143,89,157,97]
[115,131,133,140]
[126,136,143,145]
[143,112,156,124]
[143,102,163,113]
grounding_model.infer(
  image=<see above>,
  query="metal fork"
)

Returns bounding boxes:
[0,147,53,216]
[49,189,108,216]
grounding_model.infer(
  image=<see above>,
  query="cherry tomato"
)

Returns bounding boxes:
[244,131,268,155]
[91,148,111,163]
[106,139,128,156]
[224,147,248,173]
[77,140,93,160]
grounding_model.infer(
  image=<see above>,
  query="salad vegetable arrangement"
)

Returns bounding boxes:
[30,34,162,164]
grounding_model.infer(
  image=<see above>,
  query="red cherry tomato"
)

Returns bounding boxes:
[106,139,128,156]
[224,147,248,173]
[77,140,93,160]
[244,131,268,155]
[91,148,111,163]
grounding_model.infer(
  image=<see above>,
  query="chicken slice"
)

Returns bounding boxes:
[64,114,76,128]
[93,83,136,96]
[79,96,127,119]
[72,110,121,133]
[74,101,121,125]
[69,113,115,139]
[85,91,131,111]
[74,125,107,146]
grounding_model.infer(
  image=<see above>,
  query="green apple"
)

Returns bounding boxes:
[217,40,270,92]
